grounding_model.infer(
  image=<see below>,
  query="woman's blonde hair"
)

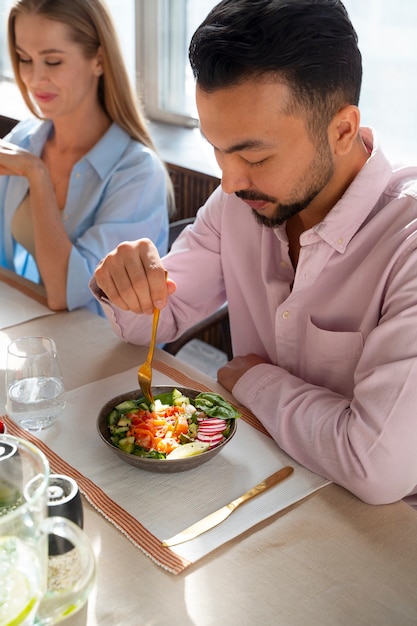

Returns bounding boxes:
[7,0,175,212]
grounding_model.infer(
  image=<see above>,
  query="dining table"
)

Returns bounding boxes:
[1,266,417,626]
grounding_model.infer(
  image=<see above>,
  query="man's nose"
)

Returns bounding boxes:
[219,156,251,195]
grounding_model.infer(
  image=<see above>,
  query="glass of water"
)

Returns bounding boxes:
[5,336,66,431]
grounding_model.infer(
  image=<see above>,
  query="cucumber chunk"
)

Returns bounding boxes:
[118,436,135,454]
[115,400,138,413]
[107,409,119,425]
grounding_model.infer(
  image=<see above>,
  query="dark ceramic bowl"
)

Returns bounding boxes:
[97,386,237,473]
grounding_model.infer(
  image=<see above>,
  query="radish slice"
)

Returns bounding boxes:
[197,431,224,440]
[197,418,227,428]
[198,424,226,432]
[197,417,227,425]
[196,417,228,448]
[197,433,224,446]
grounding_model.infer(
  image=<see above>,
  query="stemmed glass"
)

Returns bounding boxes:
[5,336,66,431]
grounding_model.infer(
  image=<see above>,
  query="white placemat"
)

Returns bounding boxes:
[29,366,329,568]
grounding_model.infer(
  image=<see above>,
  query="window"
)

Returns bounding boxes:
[344,0,417,163]
[136,0,216,127]
[0,0,416,162]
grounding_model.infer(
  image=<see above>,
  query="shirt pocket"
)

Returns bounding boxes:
[304,315,364,397]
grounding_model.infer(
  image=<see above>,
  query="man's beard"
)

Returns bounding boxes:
[236,141,335,228]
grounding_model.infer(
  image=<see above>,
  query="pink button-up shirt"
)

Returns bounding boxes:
[92,128,417,506]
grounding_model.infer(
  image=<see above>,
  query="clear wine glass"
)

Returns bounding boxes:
[5,336,66,431]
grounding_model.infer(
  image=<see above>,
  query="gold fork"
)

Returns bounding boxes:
[137,271,167,405]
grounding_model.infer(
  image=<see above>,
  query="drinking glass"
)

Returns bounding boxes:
[0,435,96,626]
[5,337,66,431]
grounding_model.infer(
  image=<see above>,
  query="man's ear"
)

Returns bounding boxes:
[330,104,361,156]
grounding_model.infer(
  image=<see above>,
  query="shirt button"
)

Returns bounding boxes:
[280,260,288,268]
[75,172,81,179]
[282,310,290,320]
[337,237,344,245]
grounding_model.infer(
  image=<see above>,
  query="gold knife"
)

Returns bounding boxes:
[161,465,294,547]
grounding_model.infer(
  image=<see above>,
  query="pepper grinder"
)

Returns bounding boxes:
[47,474,83,555]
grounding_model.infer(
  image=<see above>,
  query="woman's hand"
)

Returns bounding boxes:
[94,238,176,314]
[0,140,41,179]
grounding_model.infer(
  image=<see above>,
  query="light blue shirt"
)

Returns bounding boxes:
[0,118,169,315]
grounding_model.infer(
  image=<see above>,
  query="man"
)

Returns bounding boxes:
[91,0,417,507]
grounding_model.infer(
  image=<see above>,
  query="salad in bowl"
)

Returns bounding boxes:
[97,386,240,472]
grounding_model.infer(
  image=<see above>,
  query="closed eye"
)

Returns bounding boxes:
[246,158,268,168]
[17,56,62,66]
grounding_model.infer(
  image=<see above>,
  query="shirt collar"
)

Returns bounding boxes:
[84,123,132,179]
[300,127,393,253]
[26,119,53,156]
[26,120,133,180]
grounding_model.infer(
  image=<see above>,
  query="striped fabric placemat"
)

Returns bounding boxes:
[2,413,191,575]
[1,361,329,574]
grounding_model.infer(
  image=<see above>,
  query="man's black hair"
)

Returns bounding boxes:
[189,0,362,135]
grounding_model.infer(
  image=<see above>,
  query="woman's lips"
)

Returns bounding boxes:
[34,92,57,104]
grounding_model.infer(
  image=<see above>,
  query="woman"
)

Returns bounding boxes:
[0,0,173,315]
